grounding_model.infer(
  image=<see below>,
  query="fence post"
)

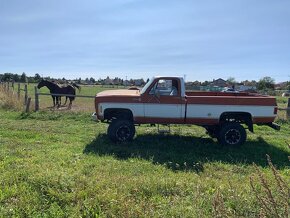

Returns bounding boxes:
[287,98,290,119]
[7,82,10,92]
[35,86,39,111]
[17,83,21,99]
[24,84,28,105]
[12,81,14,90]
[25,97,31,113]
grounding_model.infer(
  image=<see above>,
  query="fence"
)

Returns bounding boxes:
[1,81,290,118]
[34,86,95,111]
[278,99,290,119]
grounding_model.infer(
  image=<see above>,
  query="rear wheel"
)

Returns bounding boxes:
[107,119,135,142]
[218,123,246,146]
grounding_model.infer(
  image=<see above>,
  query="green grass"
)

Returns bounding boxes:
[1,84,289,217]
[0,109,289,217]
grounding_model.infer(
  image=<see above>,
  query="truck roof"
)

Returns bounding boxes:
[153,76,184,80]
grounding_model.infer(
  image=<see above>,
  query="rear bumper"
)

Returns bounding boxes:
[267,122,281,131]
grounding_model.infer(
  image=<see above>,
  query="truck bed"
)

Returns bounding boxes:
[185,91,276,106]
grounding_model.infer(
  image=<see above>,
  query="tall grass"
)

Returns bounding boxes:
[250,155,289,218]
[0,86,22,110]
[212,155,290,218]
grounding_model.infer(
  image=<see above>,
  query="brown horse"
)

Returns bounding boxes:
[37,80,81,109]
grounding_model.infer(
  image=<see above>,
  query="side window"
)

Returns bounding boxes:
[149,79,178,96]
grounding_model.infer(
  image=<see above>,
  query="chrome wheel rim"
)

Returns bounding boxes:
[116,125,131,141]
[225,129,241,145]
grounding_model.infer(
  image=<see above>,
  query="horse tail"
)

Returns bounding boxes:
[71,83,81,92]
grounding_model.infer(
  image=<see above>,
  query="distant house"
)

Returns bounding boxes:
[211,78,228,87]
[104,77,113,85]
[123,80,130,86]
[275,82,288,90]
[185,82,201,91]
[134,79,145,86]
[113,78,122,85]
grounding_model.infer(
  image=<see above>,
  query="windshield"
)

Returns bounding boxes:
[140,77,155,94]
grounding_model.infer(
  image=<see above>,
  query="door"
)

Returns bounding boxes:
[143,78,185,124]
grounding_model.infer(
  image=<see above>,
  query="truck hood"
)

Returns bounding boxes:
[96,89,140,97]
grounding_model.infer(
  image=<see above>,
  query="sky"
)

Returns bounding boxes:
[0,0,290,82]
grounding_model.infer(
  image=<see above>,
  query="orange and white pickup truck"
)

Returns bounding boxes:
[93,76,280,146]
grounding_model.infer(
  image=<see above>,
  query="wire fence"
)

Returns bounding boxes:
[0,81,289,119]
[0,82,98,112]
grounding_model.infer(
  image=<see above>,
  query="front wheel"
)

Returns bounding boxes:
[218,123,246,146]
[107,119,135,143]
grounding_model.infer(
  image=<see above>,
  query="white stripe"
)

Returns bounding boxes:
[99,103,275,119]
[186,104,274,119]
[144,103,184,118]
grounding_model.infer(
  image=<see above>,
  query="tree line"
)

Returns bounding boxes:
[0,72,289,91]
[0,72,41,83]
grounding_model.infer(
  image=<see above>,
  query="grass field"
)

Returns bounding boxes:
[0,85,289,217]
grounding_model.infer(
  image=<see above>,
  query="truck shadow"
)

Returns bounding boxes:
[83,134,289,172]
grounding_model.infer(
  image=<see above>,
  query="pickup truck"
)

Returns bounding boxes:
[93,76,280,146]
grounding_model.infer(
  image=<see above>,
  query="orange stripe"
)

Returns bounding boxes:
[252,117,275,123]
[134,117,185,124]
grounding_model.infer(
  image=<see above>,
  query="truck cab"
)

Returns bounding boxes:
[139,77,186,124]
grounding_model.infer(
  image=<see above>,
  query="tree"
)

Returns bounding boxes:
[76,78,81,84]
[2,73,13,81]
[257,77,275,90]
[34,73,41,82]
[89,77,96,84]
[227,77,236,85]
[12,74,20,82]
[20,72,27,83]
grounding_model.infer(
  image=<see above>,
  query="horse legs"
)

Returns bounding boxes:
[56,97,61,108]
[68,97,73,109]
[52,96,56,107]
[63,97,68,105]
[55,96,58,108]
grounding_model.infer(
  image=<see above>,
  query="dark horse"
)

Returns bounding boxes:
[37,80,81,109]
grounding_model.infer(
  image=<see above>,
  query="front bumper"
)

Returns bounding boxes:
[92,112,98,122]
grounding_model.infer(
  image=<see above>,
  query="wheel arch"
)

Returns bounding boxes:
[104,108,134,121]
[219,112,253,132]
